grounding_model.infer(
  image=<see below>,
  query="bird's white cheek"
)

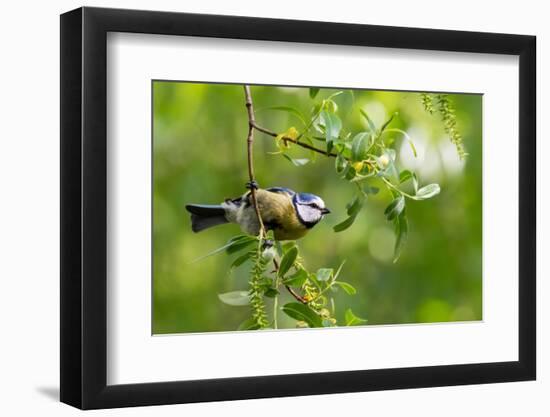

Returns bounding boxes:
[297,205,321,223]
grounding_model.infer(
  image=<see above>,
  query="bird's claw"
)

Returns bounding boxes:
[245,180,259,190]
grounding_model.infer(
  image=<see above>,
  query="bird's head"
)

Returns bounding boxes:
[292,192,331,228]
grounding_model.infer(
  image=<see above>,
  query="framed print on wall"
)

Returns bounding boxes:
[60,6,536,409]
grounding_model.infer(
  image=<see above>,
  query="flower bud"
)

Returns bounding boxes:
[378,154,390,168]
[261,246,276,262]
[352,161,364,172]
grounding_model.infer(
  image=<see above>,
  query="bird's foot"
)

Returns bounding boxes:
[245,180,259,190]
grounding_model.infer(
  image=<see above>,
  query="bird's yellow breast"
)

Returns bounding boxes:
[254,189,308,241]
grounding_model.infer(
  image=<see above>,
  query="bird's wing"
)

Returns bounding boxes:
[265,187,296,197]
[224,194,245,206]
[225,187,294,211]
[227,187,294,206]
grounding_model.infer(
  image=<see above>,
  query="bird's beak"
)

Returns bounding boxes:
[321,208,331,214]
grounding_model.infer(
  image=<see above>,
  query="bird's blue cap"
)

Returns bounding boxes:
[295,193,320,204]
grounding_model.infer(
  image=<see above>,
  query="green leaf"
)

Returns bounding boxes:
[282,302,323,328]
[332,90,355,116]
[311,102,322,117]
[283,268,308,287]
[311,135,326,142]
[408,139,418,158]
[281,241,296,252]
[278,246,298,277]
[327,90,344,100]
[319,110,342,150]
[333,216,357,233]
[282,153,310,166]
[345,308,368,326]
[415,183,441,200]
[230,251,253,269]
[309,87,320,99]
[191,235,256,263]
[238,317,260,331]
[265,106,307,126]
[399,170,413,184]
[333,260,346,280]
[218,291,250,306]
[307,271,321,288]
[383,127,417,158]
[228,234,253,243]
[323,98,339,113]
[364,185,380,195]
[412,173,419,193]
[380,112,396,133]
[264,288,279,298]
[335,153,347,174]
[315,268,333,282]
[346,194,365,217]
[351,132,370,162]
[343,165,357,181]
[226,238,256,255]
[393,210,408,263]
[335,281,356,295]
[359,109,377,133]
[384,196,405,221]
[399,170,420,193]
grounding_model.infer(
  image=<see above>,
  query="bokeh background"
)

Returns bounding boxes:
[152,81,482,334]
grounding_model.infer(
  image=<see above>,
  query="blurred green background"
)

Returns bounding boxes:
[152,81,482,334]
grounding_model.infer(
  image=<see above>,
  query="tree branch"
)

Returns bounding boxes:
[244,86,309,305]
[243,85,266,238]
[250,121,338,158]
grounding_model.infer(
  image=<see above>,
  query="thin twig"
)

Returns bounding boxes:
[285,284,308,304]
[243,85,266,238]
[251,122,338,158]
[272,258,307,304]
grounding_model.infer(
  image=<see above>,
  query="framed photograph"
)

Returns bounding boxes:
[60,6,536,409]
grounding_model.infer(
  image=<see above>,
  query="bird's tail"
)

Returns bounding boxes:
[185,204,229,233]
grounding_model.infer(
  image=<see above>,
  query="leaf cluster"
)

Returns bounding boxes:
[264,88,441,262]
[217,235,366,329]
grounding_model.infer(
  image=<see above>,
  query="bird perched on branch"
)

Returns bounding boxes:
[185,186,330,241]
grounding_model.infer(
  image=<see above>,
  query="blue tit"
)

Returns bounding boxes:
[185,187,331,241]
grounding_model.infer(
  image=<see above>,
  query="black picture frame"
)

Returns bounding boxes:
[60,6,536,410]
